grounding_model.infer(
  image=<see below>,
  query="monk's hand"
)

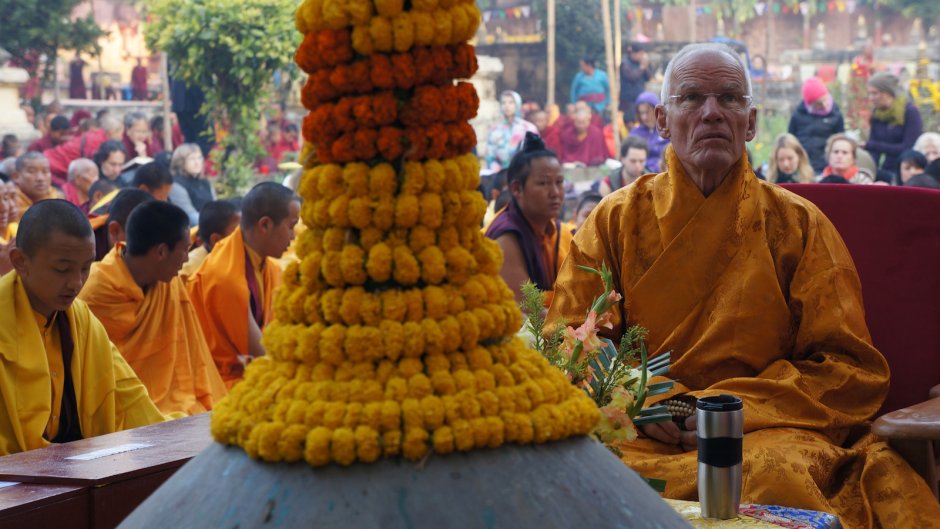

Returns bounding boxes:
[639,421,681,446]
[680,414,698,452]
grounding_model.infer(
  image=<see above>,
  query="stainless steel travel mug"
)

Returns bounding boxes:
[697,394,743,519]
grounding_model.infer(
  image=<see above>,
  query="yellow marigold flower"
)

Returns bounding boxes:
[331,427,357,466]
[445,285,466,314]
[286,400,308,425]
[345,325,370,363]
[346,198,370,230]
[346,0,373,25]
[412,11,435,46]
[320,325,347,366]
[393,246,420,285]
[402,321,425,357]
[455,154,480,187]
[351,26,375,55]
[329,195,350,227]
[361,402,383,430]
[392,13,415,52]
[344,402,364,428]
[418,246,446,284]
[431,9,453,46]
[355,425,381,463]
[401,162,425,195]
[383,430,402,457]
[403,427,430,461]
[330,381,351,403]
[441,159,462,192]
[394,194,419,228]
[461,278,486,309]
[448,351,469,371]
[408,373,433,399]
[489,303,508,334]
[312,362,335,382]
[474,307,495,338]
[317,165,344,198]
[313,199,330,227]
[495,387,515,413]
[431,370,457,395]
[433,426,455,454]
[470,417,490,447]
[408,225,435,253]
[461,192,487,226]
[380,400,401,432]
[322,401,346,429]
[446,246,477,285]
[536,377,559,405]
[442,395,460,423]
[385,377,408,401]
[341,245,367,285]
[474,369,496,391]
[418,193,443,229]
[441,191,462,227]
[456,311,479,350]
[370,16,394,52]
[523,379,545,408]
[342,163,369,192]
[424,286,448,320]
[451,3,471,41]
[304,427,333,467]
[397,357,423,379]
[360,292,382,326]
[362,380,384,402]
[531,406,554,443]
[369,164,398,198]
[298,170,317,201]
[457,391,482,419]
[512,386,532,413]
[377,320,404,361]
[424,160,445,193]
[320,288,343,323]
[321,251,344,288]
[438,316,461,353]
[452,419,474,451]
[517,413,536,443]
[425,354,450,373]
[339,287,365,325]
[380,289,406,321]
[375,0,404,18]
[278,424,308,463]
[295,324,323,364]
[491,364,514,387]
[413,0,438,10]
[477,390,499,416]
[403,287,424,321]
[367,242,393,283]
[421,318,444,355]
[402,398,422,429]
[296,0,311,33]
[300,251,322,289]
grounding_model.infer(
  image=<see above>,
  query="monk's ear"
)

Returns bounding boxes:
[258,216,274,233]
[9,247,28,276]
[107,221,122,246]
[655,104,669,139]
[209,233,222,248]
[745,105,758,142]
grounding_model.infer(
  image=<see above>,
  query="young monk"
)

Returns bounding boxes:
[91,189,154,261]
[79,201,226,416]
[0,200,165,456]
[179,200,240,281]
[131,162,174,202]
[187,182,299,388]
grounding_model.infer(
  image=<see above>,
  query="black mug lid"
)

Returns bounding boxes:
[696,394,743,412]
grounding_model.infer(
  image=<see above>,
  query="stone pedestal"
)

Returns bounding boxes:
[470,55,504,165]
[119,436,692,529]
[0,67,39,143]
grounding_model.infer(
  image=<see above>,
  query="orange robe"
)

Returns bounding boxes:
[79,245,227,416]
[186,227,279,388]
[549,147,940,529]
[14,186,64,222]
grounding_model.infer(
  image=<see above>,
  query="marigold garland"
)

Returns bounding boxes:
[210,0,598,467]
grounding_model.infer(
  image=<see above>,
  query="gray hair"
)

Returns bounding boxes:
[99,114,123,135]
[661,43,753,106]
[67,158,98,182]
[123,111,149,129]
[170,143,204,177]
[15,151,48,172]
[0,158,16,179]
[914,132,940,154]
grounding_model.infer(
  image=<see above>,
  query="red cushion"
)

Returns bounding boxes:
[782,184,940,413]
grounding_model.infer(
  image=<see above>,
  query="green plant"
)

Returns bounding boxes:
[0,0,105,102]
[750,110,788,171]
[145,0,300,196]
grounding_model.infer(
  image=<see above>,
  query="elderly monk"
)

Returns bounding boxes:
[79,201,226,416]
[12,152,64,222]
[549,43,940,529]
[0,200,165,456]
[62,158,99,207]
[187,182,299,388]
[180,200,240,281]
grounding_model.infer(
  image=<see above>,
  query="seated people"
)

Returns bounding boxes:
[484,91,538,172]
[0,174,18,242]
[573,191,602,231]
[820,134,871,184]
[12,152,63,221]
[559,109,609,167]
[630,91,670,172]
[167,144,216,226]
[131,162,174,201]
[593,135,649,195]
[485,133,573,303]
[787,77,845,174]
[180,199,240,280]
[83,178,118,214]
[187,183,300,388]
[549,43,940,529]
[765,133,816,184]
[79,201,226,416]
[0,200,165,456]
[93,140,128,186]
[28,115,71,155]
[62,158,100,207]
[44,115,123,186]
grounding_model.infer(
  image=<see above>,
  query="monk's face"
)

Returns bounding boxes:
[258,201,300,259]
[11,231,96,316]
[2,183,19,223]
[156,234,191,282]
[656,49,757,179]
[512,156,565,223]
[14,157,52,202]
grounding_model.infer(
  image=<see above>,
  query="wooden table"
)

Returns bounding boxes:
[0,413,212,529]
[0,481,90,529]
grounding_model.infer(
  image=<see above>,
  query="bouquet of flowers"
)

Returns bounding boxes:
[521,264,674,447]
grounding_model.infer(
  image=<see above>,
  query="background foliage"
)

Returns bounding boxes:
[145,0,300,195]
[0,0,104,104]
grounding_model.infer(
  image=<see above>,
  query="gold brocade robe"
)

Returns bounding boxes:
[0,272,166,456]
[549,148,940,529]
[79,245,227,416]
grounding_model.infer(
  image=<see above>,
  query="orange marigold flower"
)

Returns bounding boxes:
[376,127,404,160]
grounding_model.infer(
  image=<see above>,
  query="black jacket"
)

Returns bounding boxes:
[788,102,845,173]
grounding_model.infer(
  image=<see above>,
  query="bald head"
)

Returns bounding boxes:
[661,43,752,105]
[241,182,297,232]
[16,199,93,257]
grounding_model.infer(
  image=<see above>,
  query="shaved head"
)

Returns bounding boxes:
[109,189,155,228]
[241,182,297,231]
[16,199,93,257]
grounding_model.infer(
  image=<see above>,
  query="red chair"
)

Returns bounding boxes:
[782,183,940,498]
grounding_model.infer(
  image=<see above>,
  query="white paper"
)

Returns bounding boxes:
[65,442,153,461]
[0,481,19,489]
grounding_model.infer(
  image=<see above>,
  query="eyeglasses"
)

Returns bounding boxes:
[667,92,752,112]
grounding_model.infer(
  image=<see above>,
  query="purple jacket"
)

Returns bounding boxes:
[630,92,670,172]
[867,101,922,175]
